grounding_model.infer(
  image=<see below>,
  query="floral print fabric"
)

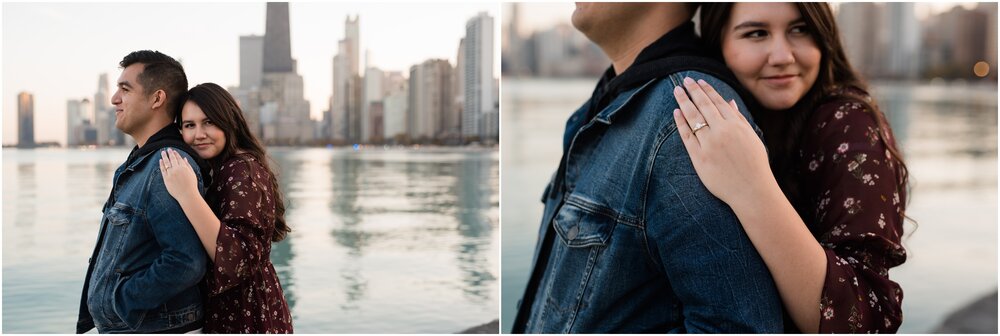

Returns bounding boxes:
[798,94,907,333]
[204,153,293,333]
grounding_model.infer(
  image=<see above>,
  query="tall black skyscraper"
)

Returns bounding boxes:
[263,2,294,73]
[18,92,34,147]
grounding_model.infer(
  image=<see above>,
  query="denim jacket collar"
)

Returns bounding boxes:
[593,79,659,125]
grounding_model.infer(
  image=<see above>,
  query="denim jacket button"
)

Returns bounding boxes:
[187,313,195,321]
[567,225,580,240]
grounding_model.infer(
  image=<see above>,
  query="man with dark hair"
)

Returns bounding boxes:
[512,3,783,333]
[77,50,211,333]
[118,50,190,118]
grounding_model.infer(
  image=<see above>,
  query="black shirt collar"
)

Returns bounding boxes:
[589,22,706,116]
[128,124,184,161]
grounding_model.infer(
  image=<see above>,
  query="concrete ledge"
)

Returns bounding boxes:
[934,290,998,333]
[458,320,499,334]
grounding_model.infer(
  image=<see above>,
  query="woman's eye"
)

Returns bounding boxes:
[790,25,809,35]
[183,123,194,129]
[743,30,767,39]
[205,120,214,126]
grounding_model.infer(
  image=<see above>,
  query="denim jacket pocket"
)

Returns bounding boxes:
[106,202,134,227]
[552,200,614,248]
[112,273,147,331]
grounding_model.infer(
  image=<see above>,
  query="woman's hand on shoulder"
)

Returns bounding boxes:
[671,77,776,207]
[159,148,201,204]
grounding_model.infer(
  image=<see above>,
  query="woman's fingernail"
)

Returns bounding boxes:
[683,77,695,85]
[698,79,708,85]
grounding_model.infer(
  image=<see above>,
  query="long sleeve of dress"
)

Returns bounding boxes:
[205,156,276,296]
[202,154,292,333]
[798,98,908,333]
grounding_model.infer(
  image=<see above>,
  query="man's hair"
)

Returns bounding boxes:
[119,50,188,117]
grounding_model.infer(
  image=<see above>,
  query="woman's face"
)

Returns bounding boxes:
[721,2,821,110]
[180,101,226,160]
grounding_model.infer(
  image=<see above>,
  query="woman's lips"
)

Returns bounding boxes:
[761,75,797,86]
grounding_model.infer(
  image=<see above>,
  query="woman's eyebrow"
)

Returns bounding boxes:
[732,21,767,31]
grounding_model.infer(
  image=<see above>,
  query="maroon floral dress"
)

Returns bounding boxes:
[796,93,907,333]
[203,153,293,333]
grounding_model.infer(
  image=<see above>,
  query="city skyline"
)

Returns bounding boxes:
[502,2,982,35]
[2,2,500,146]
[502,2,996,80]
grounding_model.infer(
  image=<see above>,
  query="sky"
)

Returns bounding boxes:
[2,2,500,146]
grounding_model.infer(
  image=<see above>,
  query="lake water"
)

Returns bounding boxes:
[500,78,998,333]
[3,147,499,333]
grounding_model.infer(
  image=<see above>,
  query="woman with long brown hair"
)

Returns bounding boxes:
[672,3,908,333]
[159,82,293,333]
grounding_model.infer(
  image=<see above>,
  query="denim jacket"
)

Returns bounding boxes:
[77,125,209,333]
[513,71,784,333]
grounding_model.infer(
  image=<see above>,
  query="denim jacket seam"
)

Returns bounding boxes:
[663,176,737,253]
[639,124,677,270]
[564,243,605,333]
[565,196,639,227]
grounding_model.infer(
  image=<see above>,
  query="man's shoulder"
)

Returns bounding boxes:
[621,71,744,117]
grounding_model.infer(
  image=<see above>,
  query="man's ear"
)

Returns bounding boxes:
[151,89,167,111]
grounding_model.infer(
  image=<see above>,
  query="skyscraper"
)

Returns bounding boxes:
[259,2,314,144]
[94,73,114,145]
[463,12,495,141]
[331,15,361,143]
[409,59,452,142]
[237,35,265,137]
[884,3,919,79]
[18,92,34,147]
[362,65,384,142]
[383,78,408,144]
[240,35,264,89]
[263,2,293,73]
[67,98,93,146]
[448,38,466,143]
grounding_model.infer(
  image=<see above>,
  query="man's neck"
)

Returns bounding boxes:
[132,120,171,148]
[600,15,689,75]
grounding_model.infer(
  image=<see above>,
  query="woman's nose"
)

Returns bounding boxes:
[768,36,796,66]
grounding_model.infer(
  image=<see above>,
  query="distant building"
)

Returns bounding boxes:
[883,3,920,79]
[240,35,264,90]
[331,15,361,143]
[368,101,384,143]
[257,2,314,144]
[410,59,452,142]
[67,98,94,146]
[463,12,495,141]
[363,66,384,142]
[923,5,989,78]
[383,80,408,144]
[976,2,998,79]
[263,3,293,73]
[838,3,884,79]
[93,73,124,146]
[236,35,264,139]
[446,38,466,144]
[18,92,34,147]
